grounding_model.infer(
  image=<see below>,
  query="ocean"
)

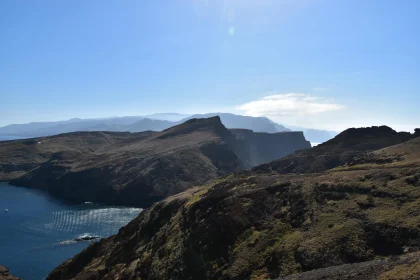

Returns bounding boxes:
[0,135,29,141]
[0,183,142,280]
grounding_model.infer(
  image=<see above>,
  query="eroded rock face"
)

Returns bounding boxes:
[0,266,21,280]
[47,136,420,280]
[230,129,311,167]
[0,117,310,207]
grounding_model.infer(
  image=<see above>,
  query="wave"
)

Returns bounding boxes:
[59,233,101,245]
[24,207,143,237]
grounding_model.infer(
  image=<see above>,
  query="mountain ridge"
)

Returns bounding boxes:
[0,117,310,207]
[254,125,415,175]
[0,113,335,143]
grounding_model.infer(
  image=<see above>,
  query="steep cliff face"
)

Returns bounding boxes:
[230,129,311,167]
[1,117,242,207]
[47,134,420,280]
[0,117,305,207]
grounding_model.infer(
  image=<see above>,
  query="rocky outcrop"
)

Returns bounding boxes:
[0,117,309,207]
[0,266,21,280]
[230,129,311,166]
[47,135,420,280]
[73,235,101,242]
[254,126,417,174]
[181,113,290,133]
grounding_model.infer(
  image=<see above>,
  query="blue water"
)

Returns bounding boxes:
[0,183,142,279]
[0,135,29,141]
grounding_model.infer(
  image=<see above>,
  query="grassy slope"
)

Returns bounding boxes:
[0,117,311,207]
[47,135,420,280]
[0,117,243,206]
[280,252,420,280]
[254,126,413,174]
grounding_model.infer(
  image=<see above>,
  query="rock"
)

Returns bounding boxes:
[0,266,21,280]
[230,129,311,166]
[254,125,417,174]
[73,236,100,242]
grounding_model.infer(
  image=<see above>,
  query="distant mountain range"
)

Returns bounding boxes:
[0,113,337,143]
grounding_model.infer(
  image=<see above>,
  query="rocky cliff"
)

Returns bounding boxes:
[254,125,415,174]
[47,130,420,280]
[230,129,311,167]
[0,117,309,207]
[0,266,21,280]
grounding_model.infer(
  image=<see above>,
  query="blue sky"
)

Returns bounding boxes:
[1,0,419,131]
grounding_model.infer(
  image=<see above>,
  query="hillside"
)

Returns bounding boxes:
[0,117,309,207]
[255,126,414,174]
[46,130,420,280]
[231,129,310,166]
[280,252,420,280]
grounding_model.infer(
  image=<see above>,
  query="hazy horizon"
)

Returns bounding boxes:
[1,0,419,132]
[0,112,417,134]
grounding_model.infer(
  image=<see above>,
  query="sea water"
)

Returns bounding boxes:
[0,135,29,141]
[0,183,142,279]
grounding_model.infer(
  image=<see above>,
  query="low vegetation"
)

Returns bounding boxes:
[0,117,310,207]
[47,132,420,280]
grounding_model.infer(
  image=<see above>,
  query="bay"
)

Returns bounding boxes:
[0,183,142,279]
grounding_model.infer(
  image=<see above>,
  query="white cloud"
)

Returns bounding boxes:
[237,93,344,117]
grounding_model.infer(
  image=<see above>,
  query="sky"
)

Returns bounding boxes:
[0,0,419,132]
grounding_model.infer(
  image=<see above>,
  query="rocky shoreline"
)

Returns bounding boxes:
[0,266,21,280]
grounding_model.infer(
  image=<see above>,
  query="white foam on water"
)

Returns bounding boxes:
[22,206,142,246]
[69,211,76,232]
